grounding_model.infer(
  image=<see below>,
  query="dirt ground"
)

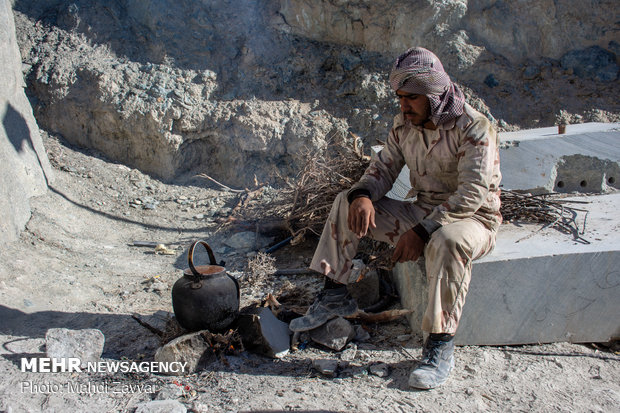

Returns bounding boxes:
[1,132,619,413]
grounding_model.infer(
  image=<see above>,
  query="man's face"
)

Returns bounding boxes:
[396,90,431,126]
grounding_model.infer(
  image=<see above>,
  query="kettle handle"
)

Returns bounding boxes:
[188,240,218,277]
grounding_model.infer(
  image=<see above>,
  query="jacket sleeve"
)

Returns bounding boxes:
[348,126,405,202]
[426,117,498,225]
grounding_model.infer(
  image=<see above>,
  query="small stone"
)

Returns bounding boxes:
[143,199,159,210]
[396,334,411,342]
[135,400,187,413]
[312,359,339,377]
[193,214,205,220]
[340,344,357,362]
[354,325,371,343]
[150,281,167,292]
[155,384,184,400]
[309,317,355,351]
[465,387,475,396]
[46,328,105,368]
[369,363,390,377]
[484,73,499,88]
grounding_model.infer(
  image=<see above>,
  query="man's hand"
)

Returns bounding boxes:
[392,229,425,263]
[348,197,376,238]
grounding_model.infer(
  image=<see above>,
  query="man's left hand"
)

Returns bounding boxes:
[392,229,425,263]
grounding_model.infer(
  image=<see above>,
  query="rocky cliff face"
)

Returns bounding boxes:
[11,0,619,187]
[1,0,52,244]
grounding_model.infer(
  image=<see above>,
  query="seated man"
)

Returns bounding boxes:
[290,47,502,389]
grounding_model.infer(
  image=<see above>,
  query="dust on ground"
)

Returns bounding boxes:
[0,132,619,412]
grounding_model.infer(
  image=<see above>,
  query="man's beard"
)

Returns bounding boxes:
[403,114,429,128]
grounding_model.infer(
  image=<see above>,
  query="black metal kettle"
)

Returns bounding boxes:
[172,240,240,332]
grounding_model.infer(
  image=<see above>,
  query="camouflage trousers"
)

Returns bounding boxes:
[310,191,496,335]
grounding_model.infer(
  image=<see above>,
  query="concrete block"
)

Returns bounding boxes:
[393,193,620,345]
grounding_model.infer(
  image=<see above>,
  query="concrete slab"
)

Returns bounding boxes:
[393,192,620,345]
[498,123,620,193]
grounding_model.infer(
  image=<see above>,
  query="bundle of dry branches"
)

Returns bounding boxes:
[500,189,590,243]
[221,140,589,245]
[224,136,370,242]
[281,145,370,239]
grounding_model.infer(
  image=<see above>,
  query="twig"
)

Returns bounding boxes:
[131,314,165,338]
[196,173,246,193]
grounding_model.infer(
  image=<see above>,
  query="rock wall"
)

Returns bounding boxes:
[0,0,52,244]
[10,0,620,187]
[278,0,618,66]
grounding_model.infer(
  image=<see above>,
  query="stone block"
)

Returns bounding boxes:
[45,328,104,367]
[393,193,620,346]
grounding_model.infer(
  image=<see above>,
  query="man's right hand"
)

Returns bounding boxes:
[348,197,376,238]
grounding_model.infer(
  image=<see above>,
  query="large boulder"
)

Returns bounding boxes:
[0,0,52,244]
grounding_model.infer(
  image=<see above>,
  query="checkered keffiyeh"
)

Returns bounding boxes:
[389,47,465,126]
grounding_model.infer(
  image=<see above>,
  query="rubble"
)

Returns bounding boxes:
[45,328,104,367]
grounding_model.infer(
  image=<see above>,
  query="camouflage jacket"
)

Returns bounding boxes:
[350,103,502,232]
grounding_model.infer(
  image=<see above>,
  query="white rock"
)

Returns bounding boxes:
[45,328,105,368]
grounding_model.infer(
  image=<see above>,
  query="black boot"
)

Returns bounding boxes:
[408,334,455,389]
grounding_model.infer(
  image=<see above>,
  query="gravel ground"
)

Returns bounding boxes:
[0,132,619,413]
